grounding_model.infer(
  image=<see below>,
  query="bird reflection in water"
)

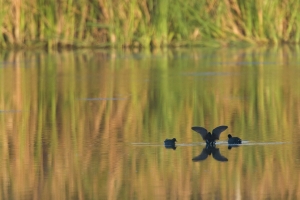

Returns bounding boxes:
[165,145,177,150]
[192,144,228,162]
[228,144,240,150]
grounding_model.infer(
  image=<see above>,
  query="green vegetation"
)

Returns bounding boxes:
[0,0,300,49]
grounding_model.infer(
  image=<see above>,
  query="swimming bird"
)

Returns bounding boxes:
[228,134,242,144]
[164,138,177,143]
[191,126,228,145]
[164,138,177,150]
[192,145,228,162]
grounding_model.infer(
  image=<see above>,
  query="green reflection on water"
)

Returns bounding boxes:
[0,46,300,199]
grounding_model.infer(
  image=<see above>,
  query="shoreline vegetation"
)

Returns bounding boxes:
[1,0,300,49]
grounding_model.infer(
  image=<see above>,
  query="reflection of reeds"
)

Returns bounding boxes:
[1,46,300,199]
[1,1,300,48]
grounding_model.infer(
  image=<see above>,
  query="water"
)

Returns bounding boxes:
[0,46,300,199]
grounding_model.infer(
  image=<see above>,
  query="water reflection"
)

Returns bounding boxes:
[164,144,177,150]
[228,144,240,150]
[1,46,300,199]
[192,145,228,162]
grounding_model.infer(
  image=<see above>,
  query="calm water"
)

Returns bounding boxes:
[1,46,300,199]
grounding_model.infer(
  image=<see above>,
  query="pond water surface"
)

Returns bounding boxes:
[0,46,300,199]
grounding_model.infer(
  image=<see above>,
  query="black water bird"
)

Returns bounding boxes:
[228,134,242,144]
[164,138,177,150]
[192,145,228,162]
[191,126,228,145]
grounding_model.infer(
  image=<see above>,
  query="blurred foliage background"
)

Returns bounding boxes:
[0,0,300,49]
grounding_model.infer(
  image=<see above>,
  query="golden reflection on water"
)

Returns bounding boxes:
[0,46,300,199]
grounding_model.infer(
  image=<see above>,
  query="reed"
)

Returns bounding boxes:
[0,0,300,48]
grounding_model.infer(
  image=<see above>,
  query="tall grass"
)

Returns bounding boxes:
[0,0,300,49]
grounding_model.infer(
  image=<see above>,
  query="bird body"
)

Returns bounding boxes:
[164,138,177,146]
[164,138,177,150]
[191,126,228,145]
[228,134,242,144]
